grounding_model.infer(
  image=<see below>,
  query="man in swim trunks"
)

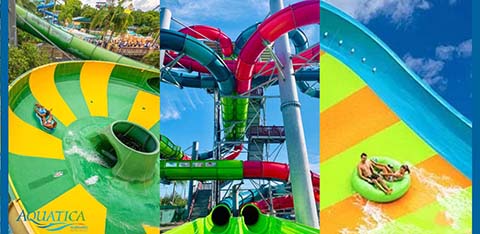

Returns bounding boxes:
[357,153,392,194]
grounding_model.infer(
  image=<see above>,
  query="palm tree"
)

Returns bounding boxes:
[90,0,133,43]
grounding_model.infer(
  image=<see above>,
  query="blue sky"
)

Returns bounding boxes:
[160,0,318,197]
[160,0,472,197]
[326,0,472,119]
[161,0,319,166]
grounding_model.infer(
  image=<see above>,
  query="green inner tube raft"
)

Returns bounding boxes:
[352,157,411,203]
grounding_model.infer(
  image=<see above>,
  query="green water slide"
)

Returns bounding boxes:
[160,134,184,160]
[160,160,243,180]
[15,4,153,70]
[166,204,318,234]
[160,29,248,141]
[8,61,160,233]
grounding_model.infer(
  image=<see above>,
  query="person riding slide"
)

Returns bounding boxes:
[381,164,411,182]
[34,103,57,130]
[357,153,392,195]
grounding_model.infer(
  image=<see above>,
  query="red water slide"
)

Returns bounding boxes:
[235,0,320,93]
[164,44,319,76]
[180,144,243,160]
[179,25,234,57]
[243,161,319,212]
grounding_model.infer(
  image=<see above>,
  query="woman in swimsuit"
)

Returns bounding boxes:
[381,165,411,181]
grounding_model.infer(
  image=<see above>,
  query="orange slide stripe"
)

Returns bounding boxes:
[320,87,399,162]
[320,155,471,233]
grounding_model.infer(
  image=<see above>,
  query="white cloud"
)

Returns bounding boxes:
[160,106,181,121]
[435,39,472,60]
[325,0,432,24]
[456,39,472,58]
[403,53,448,91]
[435,45,456,60]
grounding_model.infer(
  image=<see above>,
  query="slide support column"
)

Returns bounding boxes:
[160,8,172,68]
[270,0,319,228]
[187,141,199,214]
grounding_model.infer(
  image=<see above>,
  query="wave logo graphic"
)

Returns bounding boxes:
[17,210,88,232]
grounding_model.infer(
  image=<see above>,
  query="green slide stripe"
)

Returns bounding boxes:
[54,63,92,119]
[391,187,471,233]
[9,154,76,211]
[10,81,67,139]
[320,53,366,112]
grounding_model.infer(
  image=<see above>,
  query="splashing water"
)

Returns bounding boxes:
[339,196,430,234]
[414,167,471,230]
[340,166,471,234]
[65,144,109,168]
[64,130,109,168]
[85,175,99,185]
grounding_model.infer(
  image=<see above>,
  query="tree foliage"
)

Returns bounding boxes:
[9,37,51,82]
[58,0,82,25]
[142,51,160,68]
[161,192,187,207]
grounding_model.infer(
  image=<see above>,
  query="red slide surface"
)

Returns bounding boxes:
[164,44,319,76]
[235,0,319,93]
[179,25,234,56]
[244,161,319,212]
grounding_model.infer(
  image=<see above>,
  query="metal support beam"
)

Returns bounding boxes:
[8,0,17,46]
[187,141,199,214]
[269,0,319,228]
[212,89,222,207]
[159,8,172,68]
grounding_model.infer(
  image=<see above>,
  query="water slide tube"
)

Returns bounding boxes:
[166,24,319,97]
[160,29,234,95]
[164,44,319,78]
[37,1,58,19]
[160,134,243,160]
[160,66,319,90]
[8,61,160,234]
[222,173,319,215]
[160,29,248,143]
[16,4,153,70]
[235,23,319,97]
[160,68,318,90]
[179,25,234,57]
[166,203,319,234]
[253,195,294,213]
[159,160,319,201]
[235,0,319,93]
[321,1,471,177]
[37,2,55,9]
[320,2,471,232]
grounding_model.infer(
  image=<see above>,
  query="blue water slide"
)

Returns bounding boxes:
[320,1,472,178]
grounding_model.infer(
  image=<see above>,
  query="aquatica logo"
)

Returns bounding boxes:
[17,210,88,232]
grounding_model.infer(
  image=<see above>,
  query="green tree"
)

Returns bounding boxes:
[90,0,133,42]
[142,51,160,68]
[58,0,82,25]
[161,192,187,207]
[9,43,51,83]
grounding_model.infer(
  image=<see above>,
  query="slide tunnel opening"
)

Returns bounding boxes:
[211,205,231,226]
[112,121,158,154]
